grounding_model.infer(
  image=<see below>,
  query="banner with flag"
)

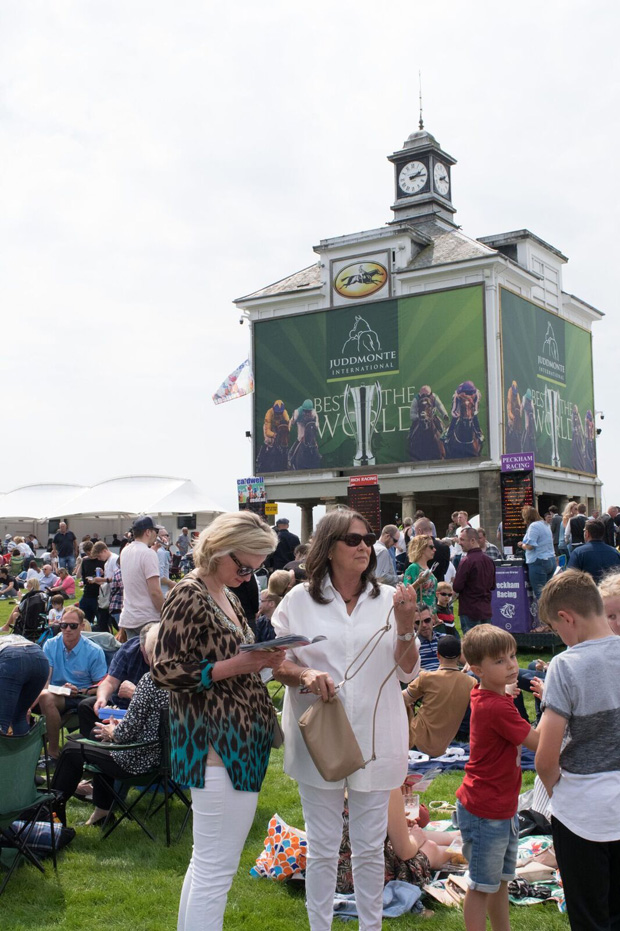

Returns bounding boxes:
[212,358,254,405]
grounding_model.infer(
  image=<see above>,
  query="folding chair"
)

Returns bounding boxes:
[76,709,191,846]
[0,717,58,895]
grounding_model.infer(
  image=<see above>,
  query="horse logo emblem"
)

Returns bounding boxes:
[500,603,516,619]
[542,322,559,361]
[341,316,381,355]
[334,262,388,299]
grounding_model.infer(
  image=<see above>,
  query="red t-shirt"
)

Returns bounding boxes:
[456,686,531,819]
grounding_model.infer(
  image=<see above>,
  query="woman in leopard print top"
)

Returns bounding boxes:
[151,510,285,931]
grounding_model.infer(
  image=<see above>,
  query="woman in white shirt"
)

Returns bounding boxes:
[273,508,420,931]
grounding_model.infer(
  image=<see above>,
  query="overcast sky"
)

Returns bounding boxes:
[1,0,618,528]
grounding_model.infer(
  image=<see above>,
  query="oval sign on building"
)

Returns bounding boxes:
[334,262,388,299]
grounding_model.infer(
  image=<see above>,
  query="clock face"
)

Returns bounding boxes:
[433,161,450,196]
[398,160,428,195]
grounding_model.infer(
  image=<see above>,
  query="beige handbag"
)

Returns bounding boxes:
[298,606,416,782]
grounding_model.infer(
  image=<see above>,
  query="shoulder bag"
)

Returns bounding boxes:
[298,604,417,782]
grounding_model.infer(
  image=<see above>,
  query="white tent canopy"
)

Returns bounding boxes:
[0,476,225,541]
[46,475,224,519]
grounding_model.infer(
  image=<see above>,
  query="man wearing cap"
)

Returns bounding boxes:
[118,516,165,639]
[272,518,300,570]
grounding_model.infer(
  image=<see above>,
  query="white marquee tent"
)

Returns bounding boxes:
[0,475,225,543]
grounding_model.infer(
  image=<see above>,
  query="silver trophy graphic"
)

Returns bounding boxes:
[545,386,561,468]
[343,381,382,467]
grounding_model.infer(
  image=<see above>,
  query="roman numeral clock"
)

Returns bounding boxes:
[388,126,457,224]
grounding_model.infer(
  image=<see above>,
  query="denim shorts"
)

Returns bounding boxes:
[456,801,519,893]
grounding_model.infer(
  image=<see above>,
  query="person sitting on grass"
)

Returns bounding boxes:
[51,623,168,827]
[47,594,66,631]
[403,635,474,756]
[35,606,107,763]
[456,625,539,931]
[434,581,459,637]
[535,570,620,931]
[415,604,445,671]
[47,566,76,601]
[254,590,281,643]
[0,566,20,600]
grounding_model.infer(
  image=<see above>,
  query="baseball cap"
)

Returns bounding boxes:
[132,515,164,534]
[4,534,11,540]
[437,636,462,659]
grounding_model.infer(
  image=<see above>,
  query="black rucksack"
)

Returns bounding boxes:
[14,592,48,641]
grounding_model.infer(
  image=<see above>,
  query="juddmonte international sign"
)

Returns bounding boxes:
[253,285,488,473]
[326,302,399,381]
[500,288,596,476]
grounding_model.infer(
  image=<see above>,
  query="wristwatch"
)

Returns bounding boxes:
[397,631,415,642]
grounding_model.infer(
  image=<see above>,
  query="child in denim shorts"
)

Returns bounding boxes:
[456,626,539,930]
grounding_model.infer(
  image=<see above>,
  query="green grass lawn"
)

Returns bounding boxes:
[0,599,567,929]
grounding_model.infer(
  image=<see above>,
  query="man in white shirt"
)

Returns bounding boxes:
[373,525,400,586]
[119,516,165,639]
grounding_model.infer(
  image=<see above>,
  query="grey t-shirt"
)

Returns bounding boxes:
[542,635,620,840]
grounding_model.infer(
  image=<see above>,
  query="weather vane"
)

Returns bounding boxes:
[418,71,424,130]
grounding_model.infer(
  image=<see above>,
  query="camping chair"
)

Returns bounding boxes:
[76,709,191,846]
[0,717,57,895]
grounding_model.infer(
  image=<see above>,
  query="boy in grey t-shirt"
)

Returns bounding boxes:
[536,570,620,931]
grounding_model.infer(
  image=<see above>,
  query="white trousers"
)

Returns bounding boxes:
[177,766,258,931]
[298,781,390,931]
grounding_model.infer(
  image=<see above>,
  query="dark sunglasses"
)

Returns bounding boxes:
[59,622,80,630]
[229,552,257,577]
[340,532,376,548]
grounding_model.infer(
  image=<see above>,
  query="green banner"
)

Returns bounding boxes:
[253,285,487,473]
[500,288,596,475]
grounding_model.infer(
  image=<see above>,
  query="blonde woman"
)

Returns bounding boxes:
[403,534,437,611]
[151,511,285,931]
[558,501,578,560]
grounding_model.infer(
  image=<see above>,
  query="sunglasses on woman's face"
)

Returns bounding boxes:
[229,552,263,577]
[340,532,377,548]
[59,622,80,630]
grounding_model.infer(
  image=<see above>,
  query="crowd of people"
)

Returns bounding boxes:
[0,500,619,931]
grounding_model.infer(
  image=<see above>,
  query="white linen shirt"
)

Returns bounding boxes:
[272,576,420,791]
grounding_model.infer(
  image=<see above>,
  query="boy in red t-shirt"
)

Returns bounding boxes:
[456,625,539,931]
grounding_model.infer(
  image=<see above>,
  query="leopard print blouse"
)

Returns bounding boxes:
[151,572,276,792]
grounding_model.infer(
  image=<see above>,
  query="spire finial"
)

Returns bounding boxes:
[418,71,424,131]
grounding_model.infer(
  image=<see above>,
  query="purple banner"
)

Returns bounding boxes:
[491,565,535,633]
[501,453,535,473]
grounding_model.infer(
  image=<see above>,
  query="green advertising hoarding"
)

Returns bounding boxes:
[253,285,487,473]
[500,288,596,475]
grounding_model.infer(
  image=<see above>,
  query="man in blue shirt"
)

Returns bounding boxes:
[37,606,107,760]
[568,518,620,583]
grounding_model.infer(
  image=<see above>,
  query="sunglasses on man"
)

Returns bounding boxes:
[59,622,80,630]
[340,533,377,547]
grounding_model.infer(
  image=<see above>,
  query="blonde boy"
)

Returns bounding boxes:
[456,625,538,931]
[536,570,620,931]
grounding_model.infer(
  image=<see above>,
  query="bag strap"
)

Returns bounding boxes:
[338,604,419,768]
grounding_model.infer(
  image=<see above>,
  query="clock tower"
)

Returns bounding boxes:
[388,125,457,224]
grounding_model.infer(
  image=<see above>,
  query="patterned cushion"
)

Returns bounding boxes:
[251,813,307,881]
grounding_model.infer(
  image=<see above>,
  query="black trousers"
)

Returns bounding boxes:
[51,737,133,812]
[552,816,620,930]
